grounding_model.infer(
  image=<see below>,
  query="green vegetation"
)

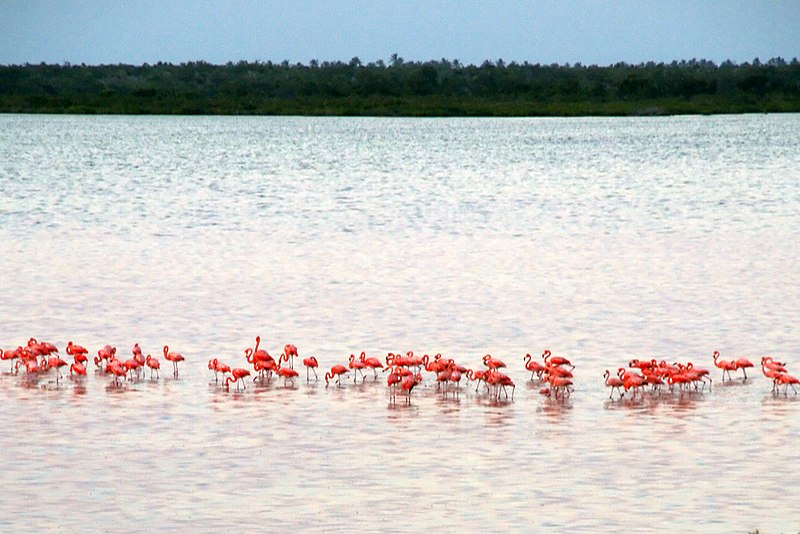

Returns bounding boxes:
[1,56,799,116]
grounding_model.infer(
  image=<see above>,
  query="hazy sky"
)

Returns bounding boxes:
[1,0,798,66]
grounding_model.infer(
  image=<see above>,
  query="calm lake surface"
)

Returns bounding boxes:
[1,114,799,532]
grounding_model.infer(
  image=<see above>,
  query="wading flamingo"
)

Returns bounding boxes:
[145,355,160,379]
[226,368,251,390]
[302,356,319,382]
[163,345,184,376]
[713,351,737,381]
[604,369,625,400]
[325,364,349,387]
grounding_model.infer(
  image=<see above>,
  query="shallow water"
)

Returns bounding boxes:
[1,114,799,532]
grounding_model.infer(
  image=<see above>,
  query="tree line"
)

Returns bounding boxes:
[1,56,799,116]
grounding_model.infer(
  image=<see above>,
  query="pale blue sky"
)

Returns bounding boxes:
[1,0,798,66]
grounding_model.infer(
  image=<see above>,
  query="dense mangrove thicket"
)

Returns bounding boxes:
[1,56,799,115]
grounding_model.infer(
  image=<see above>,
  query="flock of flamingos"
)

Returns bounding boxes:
[1,337,798,401]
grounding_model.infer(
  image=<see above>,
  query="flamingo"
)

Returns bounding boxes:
[435,367,451,393]
[282,343,298,369]
[547,375,572,398]
[40,356,69,383]
[0,347,22,371]
[275,363,299,387]
[66,341,89,357]
[619,368,645,397]
[761,356,787,372]
[208,358,231,383]
[733,357,754,380]
[360,352,384,379]
[302,356,319,382]
[543,349,574,370]
[387,366,402,401]
[348,354,367,383]
[685,362,712,391]
[449,366,463,396]
[106,360,127,386]
[15,358,40,376]
[70,362,86,378]
[713,351,737,381]
[325,364,349,387]
[775,372,799,395]
[467,368,489,393]
[603,369,625,399]
[73,351,89,367]
[226,368,251,390]
[252,336,273,366]
[524,353,547,381]
[399,372,420,403]
[253,358,277,383]
[483,354,506,370]
[95,345,116,368]
[163,345,184,376]
[145,355,160,379]
[123,359,141,381]
[485,369,515,400]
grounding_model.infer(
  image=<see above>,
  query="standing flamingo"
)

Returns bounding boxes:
[733,357,755,380]
[208,358,231,383]
[387,366,402,401]
[163,345,184,376]
[145,355,160,379]
[399,372,420,403]
[604,369,625,399]
[483,354,507,370]
[713,351,737,381]
[360,352,384,379]
[302,356,319,382]
[524,354,547,381]
[776,372,799,395]
[282,344,298,369]
[348,354,367,383]
[543,349,574,370]
[0,347,22,371]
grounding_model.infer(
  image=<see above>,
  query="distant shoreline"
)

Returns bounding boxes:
[2,59,799,117]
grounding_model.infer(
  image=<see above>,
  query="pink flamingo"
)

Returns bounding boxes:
[145,355,160,379]
[387,366,402,401]
[163,345,184,376]
[40,356,68,384]
[713,351,737,381]
[543,349,574,370]
[733,357,754,380]
[524,353,547,381]
[604,370,625,399]
[360,352,384,379]
[0,347,23,371]
[226,368,251,390]
[483,354,506,370]
[302,356,319,382]
[325,364,349,387]
[208,358,231,383]
[275,363,299,387]
[348,354,367,383]
[281,343,298,369]
[70,362,86,378]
